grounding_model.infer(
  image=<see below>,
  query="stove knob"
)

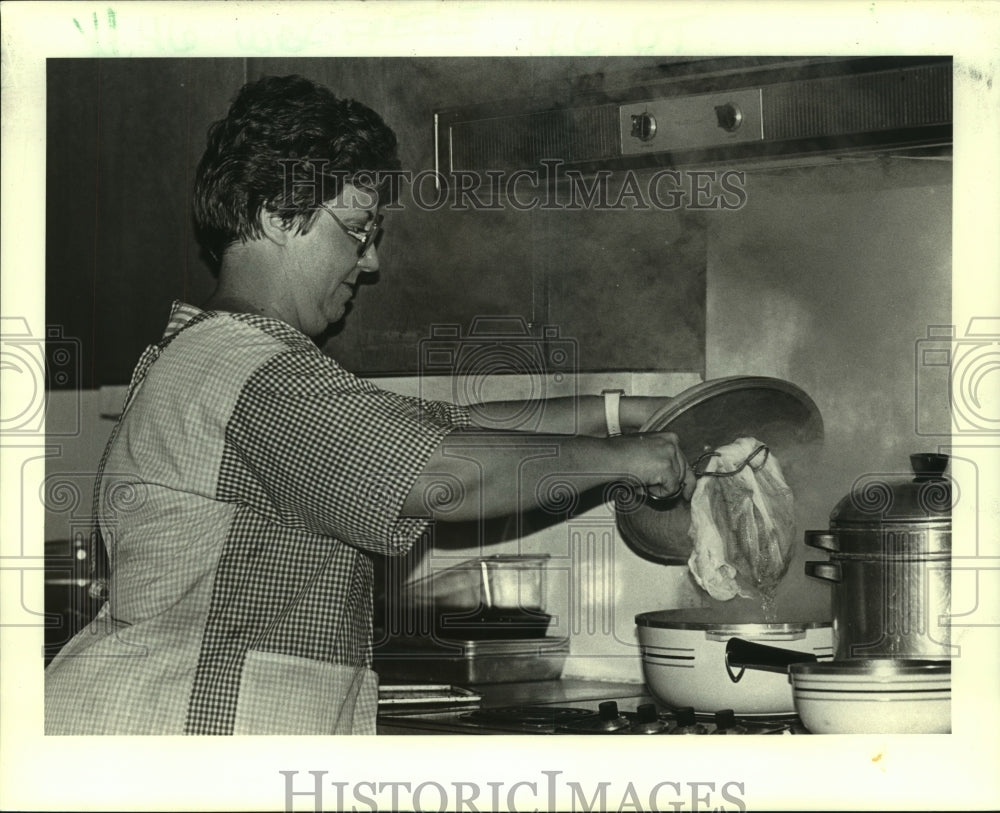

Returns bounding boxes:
[715,709,737,731]
[599,701,620,720]
[673,706,709,734]
[675,706,697,727]
[711,708,749,735]
[632,703,669,734]
[636,703,660,723]
[593,701,631,733]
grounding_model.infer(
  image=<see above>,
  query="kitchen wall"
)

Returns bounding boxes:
[704,156,952,627]
[568,154,953,680]
[46,55,708,384]
[385,153,952,684]
[245,57,709,375]
[42,58,952,684]
[45,59,245,389]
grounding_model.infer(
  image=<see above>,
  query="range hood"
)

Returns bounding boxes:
[434,56,952,177]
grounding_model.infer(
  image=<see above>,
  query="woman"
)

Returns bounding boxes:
[44,75,694,735]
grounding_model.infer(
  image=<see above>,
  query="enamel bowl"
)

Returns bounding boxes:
[788,659,951,734]
[636,609,833,715]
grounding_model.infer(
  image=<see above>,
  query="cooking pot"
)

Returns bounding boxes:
[804,453,952,660]
[635,608,833,715]
[725,638,951,734]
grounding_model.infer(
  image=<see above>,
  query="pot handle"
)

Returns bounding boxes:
[724,638,818,683]
[805,561,842,583]
[804,531,839,552]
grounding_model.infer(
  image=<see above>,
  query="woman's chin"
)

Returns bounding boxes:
[331,301,351,322]
[321,300,352,332]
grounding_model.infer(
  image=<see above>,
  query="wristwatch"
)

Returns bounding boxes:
[601,388,626,437]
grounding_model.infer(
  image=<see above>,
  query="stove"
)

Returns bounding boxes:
[377,692,807,735]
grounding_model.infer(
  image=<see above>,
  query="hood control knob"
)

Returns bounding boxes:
[714,102,744,132]
[630,112,657,142]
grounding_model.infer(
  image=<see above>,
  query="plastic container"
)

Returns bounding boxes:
[402,554,550,611]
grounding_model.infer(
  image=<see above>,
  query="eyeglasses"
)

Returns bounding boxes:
[319,205,383,258]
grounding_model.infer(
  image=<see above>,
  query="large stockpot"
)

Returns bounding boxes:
[635,609,833,715]
[805,453,952,660]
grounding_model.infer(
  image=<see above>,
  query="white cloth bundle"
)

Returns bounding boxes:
[686,437,796,601]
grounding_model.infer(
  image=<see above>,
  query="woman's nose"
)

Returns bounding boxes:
[356,243,379,274]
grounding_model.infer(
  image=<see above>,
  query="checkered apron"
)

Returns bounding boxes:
[45,302,470,734]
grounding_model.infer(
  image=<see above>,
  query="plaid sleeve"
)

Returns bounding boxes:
[374,387,474,431]
[217,349,472,555]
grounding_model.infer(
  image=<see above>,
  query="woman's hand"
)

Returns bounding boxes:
[617,430,697,501]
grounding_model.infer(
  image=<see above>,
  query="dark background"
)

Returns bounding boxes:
[45,57,709,386]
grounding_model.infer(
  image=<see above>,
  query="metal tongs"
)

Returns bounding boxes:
[648,443,770,503]
[690,442,770,479]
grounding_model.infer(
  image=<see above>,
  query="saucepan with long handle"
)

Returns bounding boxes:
[724,637,951,733]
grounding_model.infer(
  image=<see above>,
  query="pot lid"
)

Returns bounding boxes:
[830,453,952,526]
[616,376,824,564]
[637,376,824,461]
[635,607,831,631]
[789,658,950,678]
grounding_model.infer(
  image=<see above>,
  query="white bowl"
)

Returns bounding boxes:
[789,659,951,734]
[636,611,833,715]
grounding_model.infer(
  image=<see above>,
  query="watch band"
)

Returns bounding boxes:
[602,389,626,437]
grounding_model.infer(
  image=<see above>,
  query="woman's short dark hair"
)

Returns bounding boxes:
[193,74,401,261]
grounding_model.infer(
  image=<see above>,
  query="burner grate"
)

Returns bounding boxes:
[447,702,802,734]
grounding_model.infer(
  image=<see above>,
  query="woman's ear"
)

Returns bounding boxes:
[259,208,293,246]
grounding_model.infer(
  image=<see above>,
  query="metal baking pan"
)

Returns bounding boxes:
[377,684,482,713]
[374,636,570,685]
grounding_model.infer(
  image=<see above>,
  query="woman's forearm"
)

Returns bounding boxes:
[402,429,692,522]
[466,395,672,437]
